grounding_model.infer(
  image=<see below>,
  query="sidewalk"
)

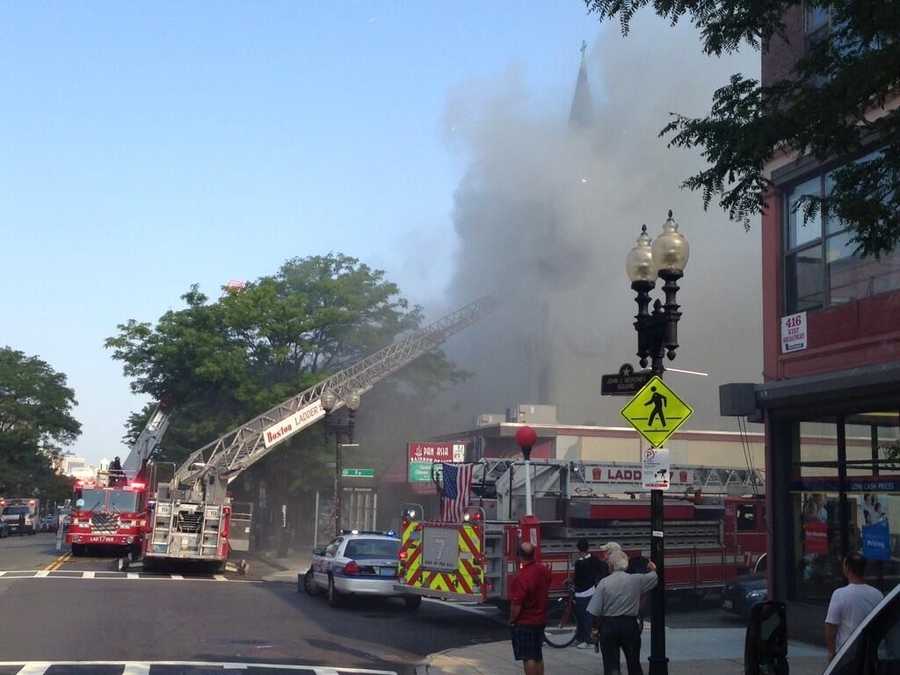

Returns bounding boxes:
[251,549,310,583]
[415,626,828,675]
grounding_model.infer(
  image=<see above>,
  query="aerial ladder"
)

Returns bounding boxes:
[142,297,493,570]
[122,403,172,480]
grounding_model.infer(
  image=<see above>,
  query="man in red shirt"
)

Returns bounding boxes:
[509,542,552,675]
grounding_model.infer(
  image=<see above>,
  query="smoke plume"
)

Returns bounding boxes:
[440,18,762,431]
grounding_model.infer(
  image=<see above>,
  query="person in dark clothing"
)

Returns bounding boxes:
[509,542,552,675]
[108,456,123,486]
[571,539,608,648]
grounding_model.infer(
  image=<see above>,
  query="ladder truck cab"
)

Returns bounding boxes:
[67,474,147,557]
[396,459,767,605]
[67,404,171,561]
[141,298,493,572]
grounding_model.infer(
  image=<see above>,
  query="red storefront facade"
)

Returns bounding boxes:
[721,5,900,643]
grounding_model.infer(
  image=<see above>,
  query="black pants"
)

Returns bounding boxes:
[599,615,642,675]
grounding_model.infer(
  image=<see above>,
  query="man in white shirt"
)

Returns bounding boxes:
[825,552,884,662]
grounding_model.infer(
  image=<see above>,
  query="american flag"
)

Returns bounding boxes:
[439,463,474,522]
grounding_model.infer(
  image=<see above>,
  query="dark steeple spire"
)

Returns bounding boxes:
[568,40,594,129]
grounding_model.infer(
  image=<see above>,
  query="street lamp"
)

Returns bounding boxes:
[625,210,689,675]
[320,389,362,535]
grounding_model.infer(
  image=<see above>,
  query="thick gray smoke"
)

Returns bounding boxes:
[439,18,762,431]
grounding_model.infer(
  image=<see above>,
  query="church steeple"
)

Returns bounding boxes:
[568,41,594,129]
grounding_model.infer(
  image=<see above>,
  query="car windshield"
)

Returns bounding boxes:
[2,506,30,516]
[343,539,400,560]
[78,489,106,511]
[108,491,139,512]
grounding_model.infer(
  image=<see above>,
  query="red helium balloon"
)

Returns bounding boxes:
[515,425,537,449]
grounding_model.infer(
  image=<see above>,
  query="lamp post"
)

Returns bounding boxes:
[625,210,689,675]
[321,390,361,535]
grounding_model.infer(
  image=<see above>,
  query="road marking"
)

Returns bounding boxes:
[0,662,397,674]
[14,663,51,675]
[83,571,95,578]
[0,571,5,577]
[43,553,66,572]
[127,572,139,579]
[170,574,184,580]
[34,571,49,578]
[0,570,262,583]
[214,574,227,581]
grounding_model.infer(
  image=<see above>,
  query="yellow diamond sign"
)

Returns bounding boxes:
[620,375,694,448]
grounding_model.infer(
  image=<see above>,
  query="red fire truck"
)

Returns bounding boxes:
[396,459,767,605]
[67,405,172,561]
[67,474,148,558]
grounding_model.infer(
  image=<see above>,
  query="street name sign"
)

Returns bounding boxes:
[342,468,375,478]
[601,363,653,396]
[620,375,693,448]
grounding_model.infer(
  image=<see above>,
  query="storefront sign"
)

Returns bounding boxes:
[780,312,807,353]
[407,441,466,483]
[862,520,891,561]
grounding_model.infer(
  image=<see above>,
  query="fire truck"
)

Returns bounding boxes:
[140,297,492,571]
[396,458,767,605]
[65,405,171,560]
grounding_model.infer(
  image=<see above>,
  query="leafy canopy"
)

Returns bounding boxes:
[0,347,80,500]
[107,253,463,469]
[585,0,900,257]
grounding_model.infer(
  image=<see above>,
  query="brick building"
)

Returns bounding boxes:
[721,4,900,642]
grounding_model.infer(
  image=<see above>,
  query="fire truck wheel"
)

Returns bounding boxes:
[71,544,84,557]
[327,576,343,608]
[403,595,422,611]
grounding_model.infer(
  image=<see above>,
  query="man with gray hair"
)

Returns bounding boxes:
[587,549,658,675]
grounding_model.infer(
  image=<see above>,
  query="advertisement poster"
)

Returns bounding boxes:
[863,520,891,561]
[407,442,466,483]
[804,520,829,555]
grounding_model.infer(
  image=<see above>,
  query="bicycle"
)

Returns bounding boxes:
[543,584,579,648]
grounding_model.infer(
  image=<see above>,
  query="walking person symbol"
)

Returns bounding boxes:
[645,386,667,427]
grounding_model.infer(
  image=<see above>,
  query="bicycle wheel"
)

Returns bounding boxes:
[543,596,578,648]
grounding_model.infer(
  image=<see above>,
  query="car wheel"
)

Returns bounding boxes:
[303,569,318,596]
[327,576,342,608]
[404,595,422,611]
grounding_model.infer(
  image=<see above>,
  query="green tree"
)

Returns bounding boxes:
[106,253,464,475]
[585,0,900,256]
[0,348,80,500]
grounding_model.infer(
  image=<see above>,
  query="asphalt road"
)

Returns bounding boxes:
[0,534,510,674]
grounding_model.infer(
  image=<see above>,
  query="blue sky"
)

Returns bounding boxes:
[1,2,610,463]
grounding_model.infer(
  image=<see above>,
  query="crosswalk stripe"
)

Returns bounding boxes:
[34,571,49,578]
[214,574,227,581]
[170,574,184,580]
[127,572,139,579]
[83,571,95,579]
[15,663,51,674]
[121,663,151,674]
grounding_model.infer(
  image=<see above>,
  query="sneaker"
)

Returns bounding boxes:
[576,642,591,649]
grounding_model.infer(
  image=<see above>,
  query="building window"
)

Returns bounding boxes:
[784,154,900,313]
[790,414,900,604]
[805,3,831,36]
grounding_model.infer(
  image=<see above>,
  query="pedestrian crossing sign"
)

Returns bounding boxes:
[620,375,693,448]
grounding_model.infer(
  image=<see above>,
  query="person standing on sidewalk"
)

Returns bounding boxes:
[572,539,609,649]
[587,549,658,675]
[509,542,552,675]
[825,552,883,662]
